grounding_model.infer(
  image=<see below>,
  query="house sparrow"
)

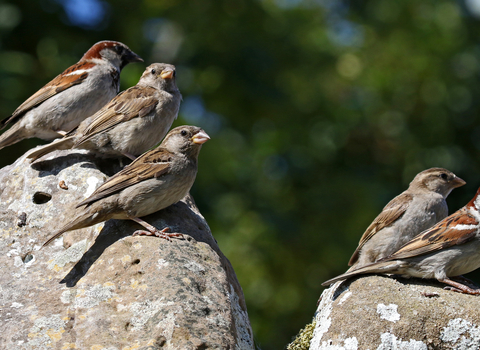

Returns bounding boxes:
[42,125,210,247]
[322,186,480,295]
[348,168,465,269]
[0,41,143,150]
[27,63,181,161]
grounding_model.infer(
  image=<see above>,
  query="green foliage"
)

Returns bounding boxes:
[3,0,480,349]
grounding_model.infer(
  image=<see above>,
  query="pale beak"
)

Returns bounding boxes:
[192,131,210,145]
[452,176,466,188]
[160,67,174,79]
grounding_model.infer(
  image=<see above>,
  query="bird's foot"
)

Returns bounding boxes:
[444,286,466,293]
[440,278,480,295]
[132,227,183,241]
[451,275,479,288]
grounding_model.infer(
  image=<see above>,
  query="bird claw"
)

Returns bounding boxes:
[132,227,183,241]
[452,275,480,288]
[443,286,463,293]
[442,281,480,295]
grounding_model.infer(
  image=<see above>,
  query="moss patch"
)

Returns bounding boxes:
[286,319,316,350]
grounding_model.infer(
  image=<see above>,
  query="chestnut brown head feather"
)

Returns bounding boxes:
[81,41,122,60]
[81,41,143,68]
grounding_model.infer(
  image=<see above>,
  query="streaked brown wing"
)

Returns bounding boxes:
[74,86,158,146]
[76,147,172,207]
[1,62,92,128]
[349,193,413,265]
[385,207,478,260]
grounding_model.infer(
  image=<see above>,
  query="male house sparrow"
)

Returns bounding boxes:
[27,63,181,161]
[322,186,480,295]
[0,41,143,150]
[348,168,465,268]
[42,125,210,247]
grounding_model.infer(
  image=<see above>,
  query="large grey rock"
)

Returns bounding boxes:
[308,275,480,350]
[0,149,254,350]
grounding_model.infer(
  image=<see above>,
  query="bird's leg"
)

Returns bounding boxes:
[129,216,183,241]
[451,275,479,288]
[122,152,137,161]
[439,278,480,295]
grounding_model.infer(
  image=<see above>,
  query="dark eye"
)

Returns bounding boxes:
[115,45,124,54]
[181,130,188,136]
[151,69,156,75]
[440,173,448,180]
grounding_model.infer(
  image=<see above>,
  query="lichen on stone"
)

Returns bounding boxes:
[441,318,480,349]
[376,303,400,323]
[47,239,88,270]
[377,332,427,350]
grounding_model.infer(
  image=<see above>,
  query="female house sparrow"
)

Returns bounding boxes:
[322,186,480,295]
[348,168,465,268]
[42,125,209,247]
[27,63,181,161]
[0,41,143,150]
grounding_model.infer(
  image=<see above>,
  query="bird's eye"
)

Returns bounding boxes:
[440,173,448,180]
[115,46,124,54]
[151,69,156,75]
[181,130,188,136]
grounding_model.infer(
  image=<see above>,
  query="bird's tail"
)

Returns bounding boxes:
[0,124,28,150]
[42,208,104,247]
[27,136,75,162]
[321,260,405,286]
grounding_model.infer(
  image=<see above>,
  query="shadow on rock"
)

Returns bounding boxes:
[60,197,217,287]
[31,150,127,177]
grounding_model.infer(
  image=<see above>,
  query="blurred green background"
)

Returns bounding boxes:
[3,0,480,348]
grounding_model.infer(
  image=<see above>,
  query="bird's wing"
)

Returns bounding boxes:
[74,85,158,146]
[349,193,413,265]
[385,208,478,260]
[1,62,93,129]
[76,147,172,207]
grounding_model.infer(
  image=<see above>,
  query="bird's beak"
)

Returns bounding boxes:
[125,50,143,63]
[192,131,210,145]
[160,67,174,79]
[452,176,466,188]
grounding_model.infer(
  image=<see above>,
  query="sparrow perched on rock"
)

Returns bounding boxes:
[323,186,480,295]
[27,63,181,161]
[42,125,210,247]
[348,168,465,269]
[0,41,143,150]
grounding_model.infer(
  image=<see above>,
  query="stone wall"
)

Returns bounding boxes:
[0,149,254,349]
[293,275,480,350]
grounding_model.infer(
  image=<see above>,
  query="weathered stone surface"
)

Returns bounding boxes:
[308,275,480,350]
[0,149,254,349]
